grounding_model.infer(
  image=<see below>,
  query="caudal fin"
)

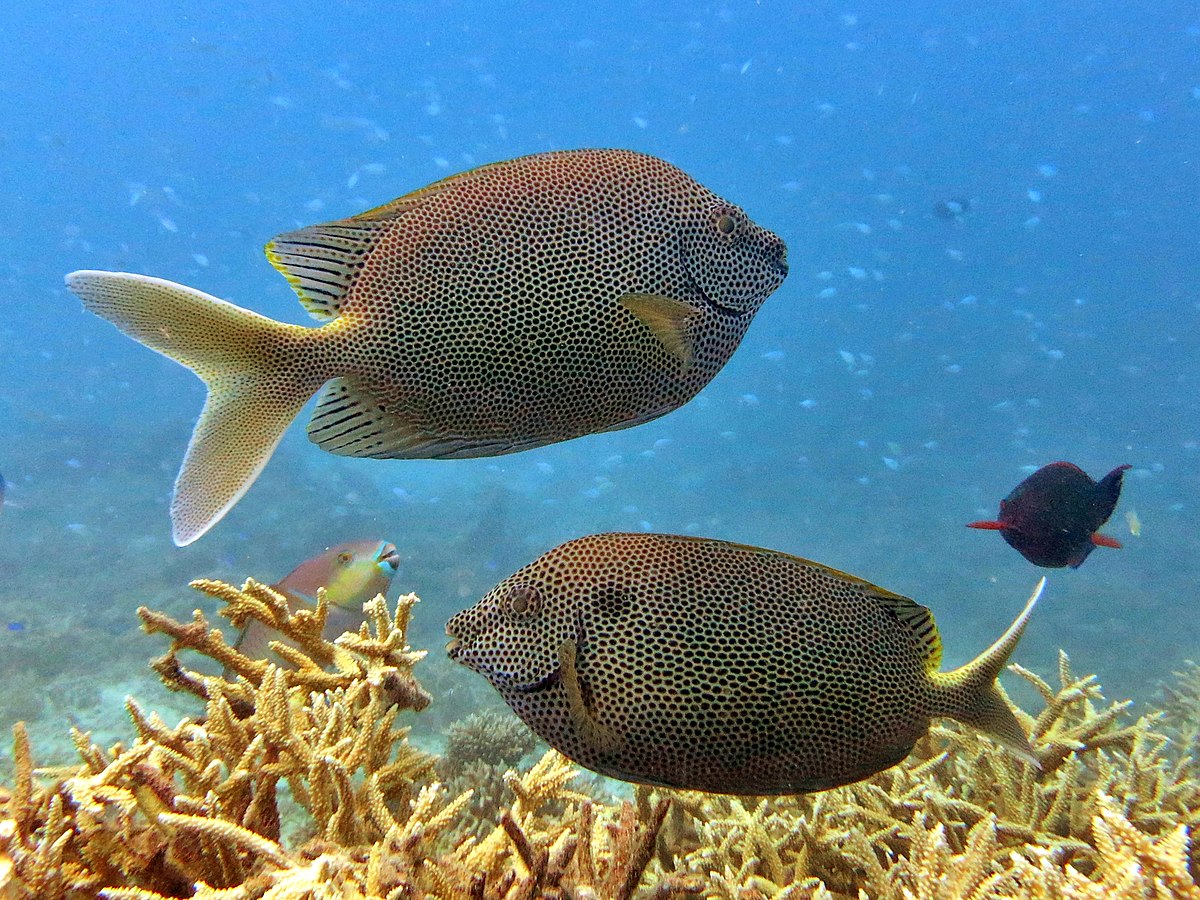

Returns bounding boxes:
[931,578,1045,766]
[1094,464,1132,522]
[66,271,330,545]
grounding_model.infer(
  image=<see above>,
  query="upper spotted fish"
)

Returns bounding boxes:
[66,149,788,545]
[968,461,1131,568]
[446,532,1041,795]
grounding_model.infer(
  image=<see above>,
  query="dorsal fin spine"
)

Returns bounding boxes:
[265,222,382,321]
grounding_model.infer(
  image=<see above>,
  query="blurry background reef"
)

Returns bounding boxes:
[0,572,1198,899]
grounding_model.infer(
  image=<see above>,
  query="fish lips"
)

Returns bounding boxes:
[445,621,560,694]
[376,543,401,574]
[681,233,788,317]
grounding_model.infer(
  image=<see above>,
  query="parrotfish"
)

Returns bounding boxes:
[445,532,1041,795]
[235,540,399,667]
[66,149,788,545]
[968,462,1130,568]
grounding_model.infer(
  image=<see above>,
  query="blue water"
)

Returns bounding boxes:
[1,1,1198,761]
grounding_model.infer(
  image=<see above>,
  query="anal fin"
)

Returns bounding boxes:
[308,379,532,459]
[308,379,433,458]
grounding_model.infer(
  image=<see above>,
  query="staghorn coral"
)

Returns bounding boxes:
[0,582,440,897]
[1155,660,1200,772]
[0,576,672,900]
[0,570,1198,900]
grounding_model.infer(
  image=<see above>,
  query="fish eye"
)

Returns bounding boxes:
[715,213,737,236]
[505,583,541,619]
[337,551,353,565]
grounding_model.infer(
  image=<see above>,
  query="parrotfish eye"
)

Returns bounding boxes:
[337,551,353,565]
[504,583,542,620]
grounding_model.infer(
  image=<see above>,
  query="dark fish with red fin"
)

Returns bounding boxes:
[968,462,1131,568]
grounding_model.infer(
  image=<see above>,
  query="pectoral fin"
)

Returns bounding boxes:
[619,293,697,368]
[558,639,624,755]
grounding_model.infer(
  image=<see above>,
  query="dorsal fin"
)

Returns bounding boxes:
[880,595,943,672]
[350,158,515,222]
[265,222,384,321]
[265,158,523,320]
[657,535,944,670]
[871,590,942,672]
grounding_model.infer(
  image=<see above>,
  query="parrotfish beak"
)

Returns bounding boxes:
[375,542,401,575]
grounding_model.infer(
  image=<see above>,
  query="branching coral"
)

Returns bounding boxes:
[0,571,1197,900]
[0,577,672,899]
[0,581,439,897]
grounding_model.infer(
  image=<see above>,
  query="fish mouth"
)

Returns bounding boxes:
[481,662,559,694]
[444,635,559,693]
[376,542,401,573]
[679,246,768,318]
[685,266,747,317]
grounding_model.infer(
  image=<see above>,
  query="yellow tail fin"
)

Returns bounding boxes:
[931,578,1045,766]
[66,271,331,545]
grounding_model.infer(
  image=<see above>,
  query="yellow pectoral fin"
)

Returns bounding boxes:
[619,293,698,369]
[558,640,624,755]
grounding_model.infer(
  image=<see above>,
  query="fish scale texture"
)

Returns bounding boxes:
[447,532,944,795]
[296,149,789,458]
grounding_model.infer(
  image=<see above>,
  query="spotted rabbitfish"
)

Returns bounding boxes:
[66,150,788,545]
[446,533,1043,795]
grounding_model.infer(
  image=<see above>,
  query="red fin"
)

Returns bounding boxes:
[1091,532,1123,549]
[967,520,1006,530]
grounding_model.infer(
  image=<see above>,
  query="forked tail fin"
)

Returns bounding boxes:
[931,577,1046,766]
[66,271,332,545]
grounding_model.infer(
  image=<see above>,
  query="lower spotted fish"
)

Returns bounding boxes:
[446,532,1042,795]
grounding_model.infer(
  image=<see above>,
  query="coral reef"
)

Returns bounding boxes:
[442,711,540,774]
[0,572,1198,899]
[437,710,545,843]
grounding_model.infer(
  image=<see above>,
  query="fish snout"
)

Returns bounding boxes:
[765,232,789,275]
[444,610,472,660]
[378,543,401,573]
